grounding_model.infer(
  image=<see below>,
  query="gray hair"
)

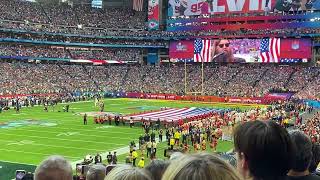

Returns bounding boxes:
[169,152,183,161]
[34,155,72,180]
[104,164,152,180]
[86,164,106,180]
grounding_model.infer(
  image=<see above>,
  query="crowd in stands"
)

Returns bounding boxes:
[0,0,320,39]
[0,32,168,46]
[0,0,144,29]
[0,62,98,95]
[0,61,319,100]
[0,44,142,62]
[0,44,70,58]
[298,112,320,143]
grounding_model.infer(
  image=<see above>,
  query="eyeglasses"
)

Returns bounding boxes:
[218,43,230,48]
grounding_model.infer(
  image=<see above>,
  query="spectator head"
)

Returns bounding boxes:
[104,165,152,180]
[234,120,294,180]
[161,153,242,180]
[289,130,313,173]
[309,143,320,173]
[86,164,106,180]
[145,159,169,180]
[34,155,72,180]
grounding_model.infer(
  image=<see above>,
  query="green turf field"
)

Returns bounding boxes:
[0,98,266,179]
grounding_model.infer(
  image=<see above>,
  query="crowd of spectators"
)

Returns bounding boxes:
[298,112,320,144]
[0,0,320,39]
[0,61,99,95]
[0,44,142,62]
[0,32,168,46]
[0,61,319,101]
[0,44,70,58]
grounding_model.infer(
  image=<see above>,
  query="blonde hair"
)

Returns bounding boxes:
[161,153,242,180]
[105,165,152,180]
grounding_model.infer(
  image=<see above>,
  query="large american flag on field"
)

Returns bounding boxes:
[259,38,280,63]
[126,107,222,122]
[194,39,212,62]
[133,0,144,11]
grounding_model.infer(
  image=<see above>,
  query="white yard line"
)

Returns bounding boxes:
[0,160,37,166]
[0,148,79,160]
[0,132,126,146]
[0,139,107,152]
[8,128,138,140]
[23,125,143,135]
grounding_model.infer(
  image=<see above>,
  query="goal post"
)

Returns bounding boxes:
[184,59,205,96]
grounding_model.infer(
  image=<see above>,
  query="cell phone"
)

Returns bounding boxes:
[76,164,90,176]
[76,164,83,175]
[15,170,26,180]
[105,165,116,175]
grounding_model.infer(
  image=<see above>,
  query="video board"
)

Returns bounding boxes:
[169,38,312,63]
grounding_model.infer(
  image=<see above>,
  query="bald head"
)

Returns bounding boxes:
[34,155,72,180]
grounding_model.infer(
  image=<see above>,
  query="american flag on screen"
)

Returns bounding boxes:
[133,0,144,11]
[194,39,212,62]
[259,38,280,63]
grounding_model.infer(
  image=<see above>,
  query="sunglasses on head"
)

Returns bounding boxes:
[218,43,230,48]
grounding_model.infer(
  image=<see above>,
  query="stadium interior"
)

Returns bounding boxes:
[0,0,320,179]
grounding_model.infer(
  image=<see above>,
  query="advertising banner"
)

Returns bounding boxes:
[148,0,160,30]
[124,92,268,104]
[264,92,294,101]
[168,0,320,17]
[227,97,264,104]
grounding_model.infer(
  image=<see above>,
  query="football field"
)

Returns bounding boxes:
[0,98,266,179]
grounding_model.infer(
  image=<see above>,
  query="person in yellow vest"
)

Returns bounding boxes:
[137,157,145,168]
[170,136,175,150]
[132,149,138,167]
[284,118,289,128]
[174,131,181,145]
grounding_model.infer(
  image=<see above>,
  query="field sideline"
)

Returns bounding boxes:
[0,98,266,179]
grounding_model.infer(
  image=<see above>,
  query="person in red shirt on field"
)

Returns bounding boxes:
[183,143,189,153]
[201,139,207,151]
[193,143,200,153]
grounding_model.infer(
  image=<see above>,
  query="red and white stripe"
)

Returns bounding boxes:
[194,40,212,62]
[133,0,144,11]
[126,108,193,122]
[260,38,280,63]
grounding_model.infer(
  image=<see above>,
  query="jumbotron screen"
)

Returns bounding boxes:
[168,0,320,17]
[169,38,312,63]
